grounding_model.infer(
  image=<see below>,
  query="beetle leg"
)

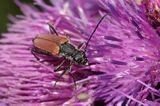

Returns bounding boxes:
[68,72,77,89]
[78,42,84,49]
[48,22,59,36]
[54,68,68,86]
[54,59,66,72]
[31,48,40,61]
[54,61,73,86]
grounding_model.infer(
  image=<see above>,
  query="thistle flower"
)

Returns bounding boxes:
[139,0,160,34]
[1,0,160,106]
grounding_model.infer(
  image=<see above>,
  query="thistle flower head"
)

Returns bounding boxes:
[1,0,160,106]
[140,0,160,33]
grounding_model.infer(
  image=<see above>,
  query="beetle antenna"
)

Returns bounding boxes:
[48,22,59,36]
[84,14,107,52]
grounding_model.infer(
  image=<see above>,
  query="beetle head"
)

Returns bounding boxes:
[74,51,88,65]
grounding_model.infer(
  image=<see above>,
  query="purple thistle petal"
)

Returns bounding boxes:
[139,0,160,34]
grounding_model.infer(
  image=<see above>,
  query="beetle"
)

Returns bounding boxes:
[31,14,107,85]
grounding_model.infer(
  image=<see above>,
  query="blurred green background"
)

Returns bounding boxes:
[0,0,34,33]
[0,0,21,33]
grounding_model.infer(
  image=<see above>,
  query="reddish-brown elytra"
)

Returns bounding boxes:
[31,14,107,86]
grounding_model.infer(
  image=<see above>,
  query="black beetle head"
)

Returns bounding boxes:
[74,51,88,65]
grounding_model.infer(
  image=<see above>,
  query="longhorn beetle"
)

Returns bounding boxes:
[31,14,107,86]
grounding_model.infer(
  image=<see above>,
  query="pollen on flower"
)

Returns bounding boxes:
[76,93,89,100]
